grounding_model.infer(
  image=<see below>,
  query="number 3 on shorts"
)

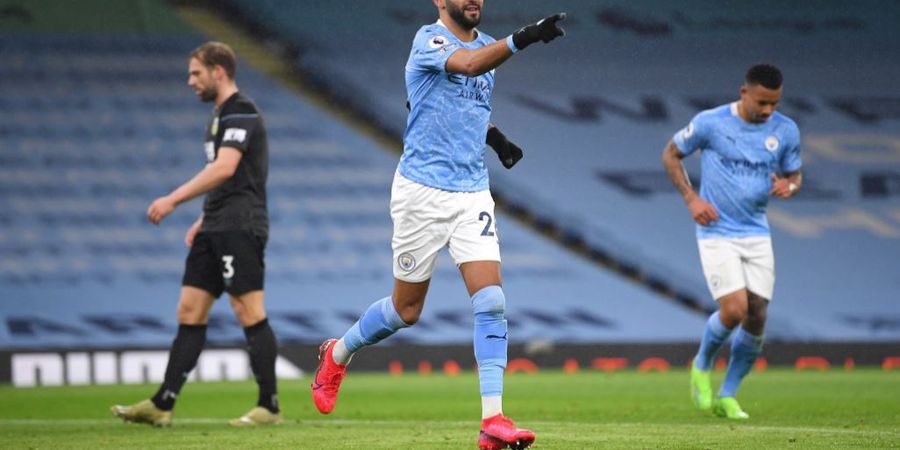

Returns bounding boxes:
[222,255,235,279]
[479,211,495,237]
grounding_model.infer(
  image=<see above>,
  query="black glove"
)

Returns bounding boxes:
[512,12,567,51]
[486,127,523,169]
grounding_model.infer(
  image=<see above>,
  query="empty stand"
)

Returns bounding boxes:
[0,30,706,348]
[221,0,900,341]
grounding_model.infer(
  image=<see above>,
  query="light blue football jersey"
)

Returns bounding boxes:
[674,102,802,239]
[399,20,496,192]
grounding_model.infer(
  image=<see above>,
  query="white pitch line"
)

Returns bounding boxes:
[0,418,898,437]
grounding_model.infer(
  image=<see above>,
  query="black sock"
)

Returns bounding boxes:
[244,318,279,413]
[151,324,207,411]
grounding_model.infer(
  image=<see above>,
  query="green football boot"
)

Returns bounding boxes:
[713,396,750,420]
[690,361,713,410]
[111,399,172,427]
[229,406,283,427]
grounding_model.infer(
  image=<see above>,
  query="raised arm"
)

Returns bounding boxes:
[445,40,513,77]
[446,13,566,77]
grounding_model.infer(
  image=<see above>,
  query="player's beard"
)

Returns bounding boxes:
[199,86,217,103]
[752,111,771,123]
[745,106,769,123]
[446,1,480,30]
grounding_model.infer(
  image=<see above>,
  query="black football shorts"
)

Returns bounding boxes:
[182,231,266,297]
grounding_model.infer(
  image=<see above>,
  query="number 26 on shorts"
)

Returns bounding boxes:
[479,211,495,237]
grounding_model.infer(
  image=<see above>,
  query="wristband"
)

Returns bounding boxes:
[505,35,519,54]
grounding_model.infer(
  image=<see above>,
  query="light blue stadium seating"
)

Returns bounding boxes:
[3,0,899,345]
[215,0,900,341]
[0,34,707,348]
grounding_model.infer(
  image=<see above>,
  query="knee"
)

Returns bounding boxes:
[472,285,505,317]
[718,302,747,328]
[230,298,265,327]
[177,301,205,324]
[745,307,768,332]
[394,302,422,325]
[748,308,767,326]
[391,289,426,326]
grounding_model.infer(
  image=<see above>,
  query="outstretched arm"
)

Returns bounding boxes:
[661,139,719,225]
[445,39,513,77]
[147,147,242,225]
[446,13,566,77]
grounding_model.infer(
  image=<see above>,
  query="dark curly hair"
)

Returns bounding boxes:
[745,63,782,90]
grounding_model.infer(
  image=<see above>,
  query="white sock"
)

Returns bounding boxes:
[481,395,502,419]
[331,338,353,365]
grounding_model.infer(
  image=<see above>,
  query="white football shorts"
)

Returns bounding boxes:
[697,236,775,301]
[390,172,500,282]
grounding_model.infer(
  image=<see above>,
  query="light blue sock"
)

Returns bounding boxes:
[472,286,507,397]
[341,296,410,354]
[719,327,764,398]
[694,311,733,371]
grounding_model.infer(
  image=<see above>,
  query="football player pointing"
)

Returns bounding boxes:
[310,1,565,448]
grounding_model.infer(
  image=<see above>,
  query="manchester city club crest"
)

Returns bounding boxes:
[765,135,779,152]
[710,275,722,291]
[398,252,416,272]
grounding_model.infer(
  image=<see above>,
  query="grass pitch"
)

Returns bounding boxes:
[1,369,898,449]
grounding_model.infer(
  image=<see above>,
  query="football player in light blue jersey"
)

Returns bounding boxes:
[311,1,565,448]
[663,64,803,420]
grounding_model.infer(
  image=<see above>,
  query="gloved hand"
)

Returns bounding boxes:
[486,127,523,169]
[512,13,567,51]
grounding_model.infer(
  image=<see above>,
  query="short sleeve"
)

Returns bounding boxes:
[409,28,460,74]
[779,123,802,173]
[673,112,710,157]
[219,104,259,153]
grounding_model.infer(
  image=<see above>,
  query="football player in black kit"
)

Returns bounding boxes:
[112,41,281,427]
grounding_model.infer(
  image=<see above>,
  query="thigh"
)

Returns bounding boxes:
[182,232,225,298]
[390,173,452,283]
[212,231,266,297]
[741,237,775,301]
[697,238,745,300]
[177,285,216,324]
[745,291,769,332]
[448,189,500,267]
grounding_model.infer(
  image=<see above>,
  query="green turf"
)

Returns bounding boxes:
[1,369,898,449]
